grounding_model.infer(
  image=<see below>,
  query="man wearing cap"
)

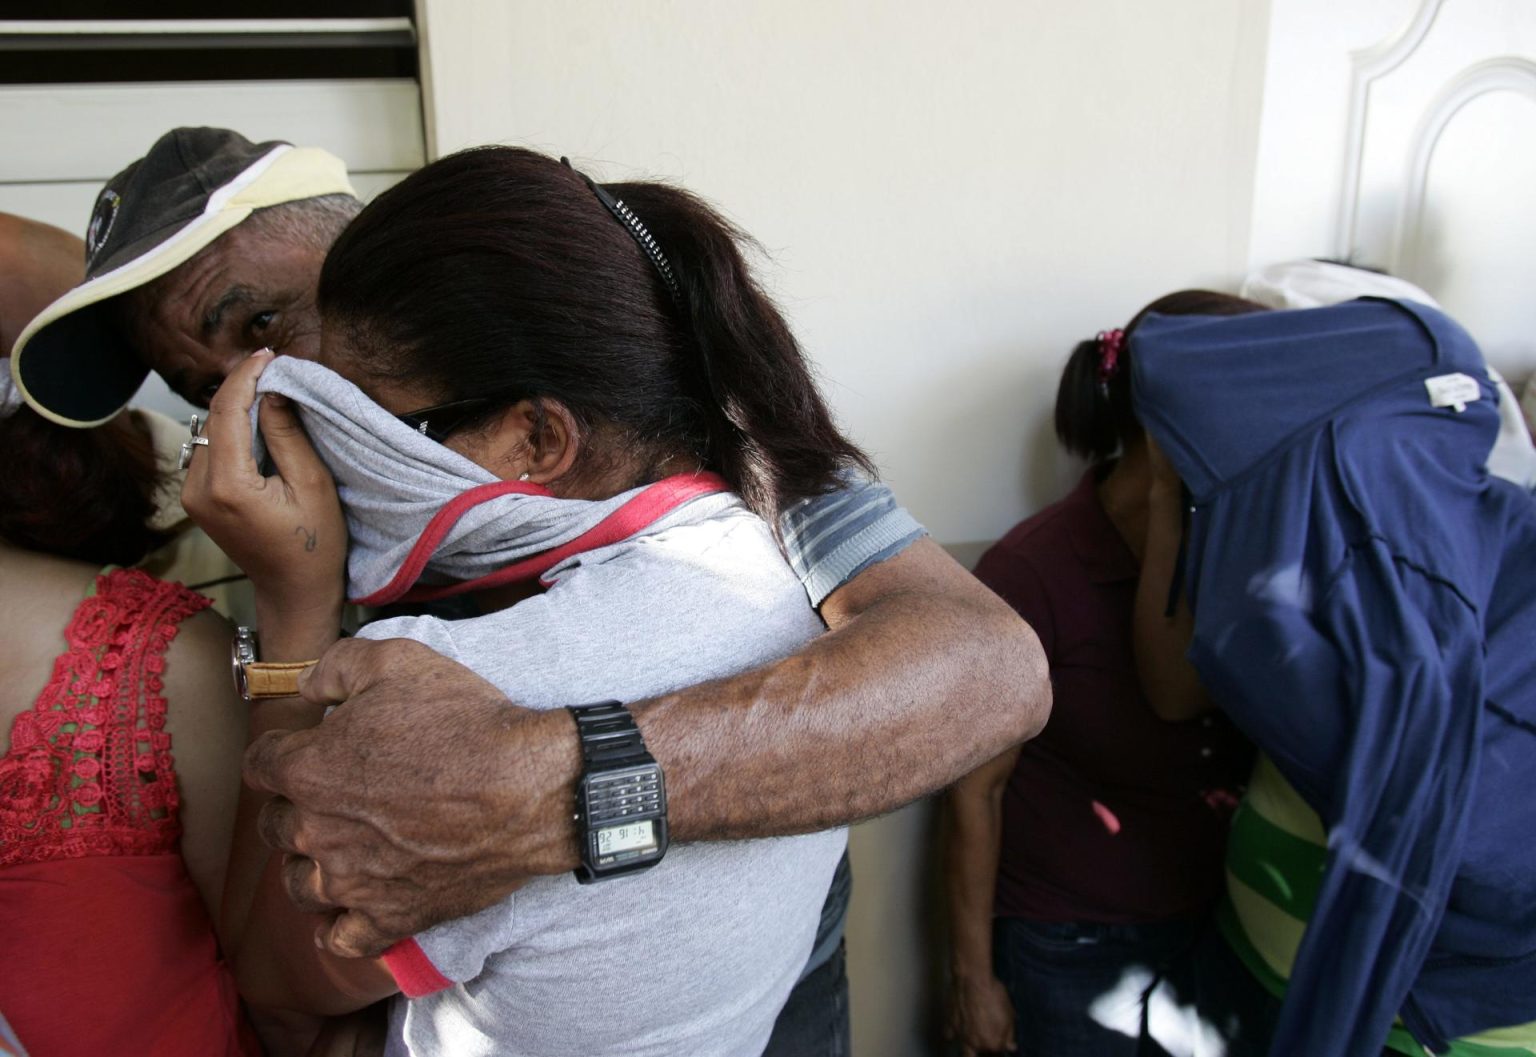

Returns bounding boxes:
[9,127,1049,1053]
[13,127,358,420]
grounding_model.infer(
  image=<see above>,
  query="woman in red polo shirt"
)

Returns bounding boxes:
[943,291,1260,1057]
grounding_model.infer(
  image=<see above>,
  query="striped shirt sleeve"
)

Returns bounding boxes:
[779,473,927,609]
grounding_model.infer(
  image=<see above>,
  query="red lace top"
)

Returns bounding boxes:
[0,568,260,1056]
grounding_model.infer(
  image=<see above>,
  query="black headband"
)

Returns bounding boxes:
[561,156,682,307]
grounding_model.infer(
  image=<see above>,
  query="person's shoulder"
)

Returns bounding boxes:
[95,567,214,626]
[655,502,779,560]
[557,498,780,581]
[550,509,806,629]
[984,484,1093,565]
[159,605,244,786]
[162,605,236,694]
[0,213,86,354]
[548,505,821,655]
[779,474,912,551]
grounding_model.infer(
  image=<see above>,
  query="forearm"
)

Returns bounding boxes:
[222,696,325,953]
[222,604,340,951]
[1134,482,1212,721]
[253,587,343,669]
[225,689,394,1014]
[943,784,1007,981]
[635,540,1050,840]
[252,540,1051,956]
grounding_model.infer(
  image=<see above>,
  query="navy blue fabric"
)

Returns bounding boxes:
[1130,298,1536,1056]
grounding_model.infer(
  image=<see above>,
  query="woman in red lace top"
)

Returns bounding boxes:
[0,337,258,1052]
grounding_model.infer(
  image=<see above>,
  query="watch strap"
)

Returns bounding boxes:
[567,700,655,768]
[245,660,318,700]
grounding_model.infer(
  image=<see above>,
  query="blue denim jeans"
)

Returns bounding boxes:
[1136,921,1402,1057]
[762,939,849,1057]
[992,917,1200,1057]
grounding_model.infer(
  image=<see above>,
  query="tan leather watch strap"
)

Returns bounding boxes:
[244,660,318,700]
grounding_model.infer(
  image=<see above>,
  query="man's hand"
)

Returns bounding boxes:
[947,973,1018,1057]
[244,636,581,957]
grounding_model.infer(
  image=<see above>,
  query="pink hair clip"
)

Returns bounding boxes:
[1096,328,1125,386]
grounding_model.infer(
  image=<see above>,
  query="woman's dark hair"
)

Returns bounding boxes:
[318,146,873,527]
[0,408,169,566]
[1054,289,1269,462]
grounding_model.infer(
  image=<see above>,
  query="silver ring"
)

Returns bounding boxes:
[189,413,205,438]
[176,435,210,471]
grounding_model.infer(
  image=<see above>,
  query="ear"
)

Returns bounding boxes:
[523,398,581,484]
[462,398,580,484]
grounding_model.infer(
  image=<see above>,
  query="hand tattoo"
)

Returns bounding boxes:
[296,526,318,552]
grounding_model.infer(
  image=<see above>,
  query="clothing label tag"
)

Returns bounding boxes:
[1424,373,1481,413]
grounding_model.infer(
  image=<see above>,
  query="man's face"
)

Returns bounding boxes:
[123,221,330,407]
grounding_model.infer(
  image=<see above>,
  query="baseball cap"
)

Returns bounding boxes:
[10,127,356,427]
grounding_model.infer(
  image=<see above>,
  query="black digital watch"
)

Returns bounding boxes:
[567,701,668,884]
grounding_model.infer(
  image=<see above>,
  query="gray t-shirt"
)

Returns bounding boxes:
[366,494,847,1057]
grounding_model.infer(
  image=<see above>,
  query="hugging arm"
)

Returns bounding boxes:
[634,535,1051,839]
[204,354,1051,959]
[258,519,1051,957]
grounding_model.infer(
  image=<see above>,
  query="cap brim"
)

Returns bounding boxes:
[11,304,150,426]
[11,207,249,427]
[11,145,355,428]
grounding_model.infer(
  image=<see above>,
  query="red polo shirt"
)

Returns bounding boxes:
[974,470,1251,923]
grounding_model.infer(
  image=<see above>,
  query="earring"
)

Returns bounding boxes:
[518,472,531,482]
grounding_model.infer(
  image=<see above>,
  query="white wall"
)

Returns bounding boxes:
[419,0,1270,555]
[416,4,1273,1054]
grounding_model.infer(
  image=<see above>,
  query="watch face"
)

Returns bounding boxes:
[596,820,657,856]
[579,763,667,878]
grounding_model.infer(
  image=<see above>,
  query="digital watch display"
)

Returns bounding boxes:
[568,701,669,883]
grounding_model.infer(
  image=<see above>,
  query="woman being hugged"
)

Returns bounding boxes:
[943,292,1261,1057]
[0,374,256,1054]
[185,146,866,1057]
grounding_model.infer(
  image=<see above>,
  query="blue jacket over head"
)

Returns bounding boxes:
[1131,298,1536,1056]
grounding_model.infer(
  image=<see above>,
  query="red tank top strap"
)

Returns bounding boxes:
[0,568,211,867]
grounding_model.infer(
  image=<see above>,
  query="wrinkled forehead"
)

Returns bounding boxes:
[128,219,314,326]
[120,238,228,331]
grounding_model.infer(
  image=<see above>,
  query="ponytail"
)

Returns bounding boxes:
[320,146,872,532]
[1054,289,1271,464]
[612,182,873,525]
[1054,337,1126,462]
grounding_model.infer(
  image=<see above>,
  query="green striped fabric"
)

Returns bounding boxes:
[1218,755,1536,1057]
